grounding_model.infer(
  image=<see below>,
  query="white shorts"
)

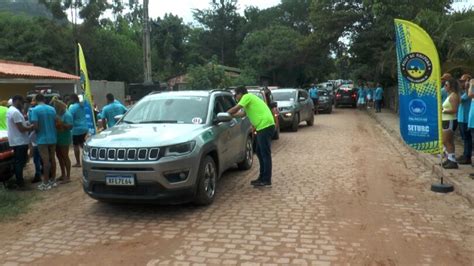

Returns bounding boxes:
[357,98,366,105]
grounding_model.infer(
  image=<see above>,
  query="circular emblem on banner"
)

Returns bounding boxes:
[409,99,427,116]
[401,52,432,83]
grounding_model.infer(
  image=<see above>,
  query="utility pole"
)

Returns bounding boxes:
[143,0,153,84]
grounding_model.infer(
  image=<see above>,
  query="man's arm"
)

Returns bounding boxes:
[227,104,243,116]
[16,122,33,132]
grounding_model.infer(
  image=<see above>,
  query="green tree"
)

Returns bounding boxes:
[193,0,246,66]
[237,25,304,85]
[187,57,230,89]
[151,14,190,81]
[0,12,74,73]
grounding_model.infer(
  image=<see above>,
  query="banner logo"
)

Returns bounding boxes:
[408,99,427,116]
[401,52,433,83]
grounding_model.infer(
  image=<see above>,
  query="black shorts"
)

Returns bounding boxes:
[72,133,87,146]
[442,120,458,131]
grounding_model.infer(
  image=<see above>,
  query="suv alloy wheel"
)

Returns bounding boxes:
[194,156,217,205]
[237,137,253,170]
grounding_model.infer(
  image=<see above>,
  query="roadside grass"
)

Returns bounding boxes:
[0,187,38,221]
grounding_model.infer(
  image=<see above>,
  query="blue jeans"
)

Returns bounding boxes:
[459,122,472,159]
[12,145,29,186]
[375,100,382,112]
[33,146,42,178]
[255,125,275,184]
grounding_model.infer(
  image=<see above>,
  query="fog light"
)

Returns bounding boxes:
[284,113,292,117]
[164,171,190,183]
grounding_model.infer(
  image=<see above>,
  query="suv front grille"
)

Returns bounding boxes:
[89,147,160,162]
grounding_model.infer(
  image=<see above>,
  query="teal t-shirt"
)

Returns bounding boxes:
[57,111,73,145]
[69,103,89,136]
[100,102,127,128]
[238,93,275,131]
[30,104,57,145]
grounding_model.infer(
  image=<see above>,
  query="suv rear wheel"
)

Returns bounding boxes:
[194,156,217,205]
[237,137,253,170]
[307,113,314,126]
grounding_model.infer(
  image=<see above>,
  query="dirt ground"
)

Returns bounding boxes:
[1,108,473,265]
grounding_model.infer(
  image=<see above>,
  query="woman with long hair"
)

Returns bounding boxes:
[53,99,73,182]
[442,78,461,169]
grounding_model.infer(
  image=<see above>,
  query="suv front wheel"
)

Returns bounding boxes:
[194,156,217,205]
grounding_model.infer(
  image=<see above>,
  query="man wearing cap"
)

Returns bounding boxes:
[7,95,34,189]
[457,74,472,164]
[228,86,275,187]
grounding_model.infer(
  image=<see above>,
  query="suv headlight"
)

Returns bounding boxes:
[83,143,90,157]
[163,141,196,157]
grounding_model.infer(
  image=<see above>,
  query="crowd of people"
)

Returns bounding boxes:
[440,73,474,170]
[356,81,384,112]
[1,92,127,191]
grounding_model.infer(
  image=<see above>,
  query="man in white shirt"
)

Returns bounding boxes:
[7,95,33,189]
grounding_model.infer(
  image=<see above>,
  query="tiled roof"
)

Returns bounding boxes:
[0,60,79,80]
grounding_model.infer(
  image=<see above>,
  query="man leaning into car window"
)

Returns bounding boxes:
[228,86,275,188]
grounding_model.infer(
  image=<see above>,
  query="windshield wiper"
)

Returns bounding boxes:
[137,120,179,124]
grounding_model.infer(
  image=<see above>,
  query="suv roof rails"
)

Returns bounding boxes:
[209,89,231,93]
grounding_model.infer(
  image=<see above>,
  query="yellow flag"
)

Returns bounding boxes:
[394,19,442,154]
[78,43,97,135]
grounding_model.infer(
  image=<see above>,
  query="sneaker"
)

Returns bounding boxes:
[441,160,450,167]
[37,183,52,191]
[252,181,272,188]
[443,160,459,169]
[458,157,472,165]
[250,178,262,185]
[48,180,58,188]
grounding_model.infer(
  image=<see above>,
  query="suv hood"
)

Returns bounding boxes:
[87,124,207,148]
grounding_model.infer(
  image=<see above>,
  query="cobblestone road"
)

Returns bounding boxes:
[1,109,474,265]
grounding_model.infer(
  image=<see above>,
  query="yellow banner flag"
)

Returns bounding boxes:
[394,19,442,154]
[78,43,97,135]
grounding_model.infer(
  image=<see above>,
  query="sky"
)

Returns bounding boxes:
[148,0,281,24]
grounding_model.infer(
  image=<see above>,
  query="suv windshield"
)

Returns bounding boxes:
[122,95,209,124]
[272,91,296,102]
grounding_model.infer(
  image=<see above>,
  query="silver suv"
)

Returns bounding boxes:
[82,90,254,205]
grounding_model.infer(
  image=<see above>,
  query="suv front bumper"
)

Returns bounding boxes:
[82,152,201,203]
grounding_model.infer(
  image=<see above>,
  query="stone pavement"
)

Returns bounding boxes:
[367,107,474,205]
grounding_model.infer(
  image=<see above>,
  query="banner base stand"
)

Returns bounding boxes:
[431,183,454,193]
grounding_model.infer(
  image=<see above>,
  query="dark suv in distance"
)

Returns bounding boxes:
[272,88,314,132]
[82,90,254,205]
[334,87,357,108]
[317,89,333,114]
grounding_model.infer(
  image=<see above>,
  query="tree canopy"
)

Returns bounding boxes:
[0,0,471,87]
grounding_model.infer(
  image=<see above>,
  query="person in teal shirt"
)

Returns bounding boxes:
[374,83,384,113]
[99,93,127,129]
[357,81,366,109]
[68,94,88,167]
[53,100,73,183]
[458,74,472,164]
[30,93,57,190]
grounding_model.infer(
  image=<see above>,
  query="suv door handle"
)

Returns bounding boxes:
[229,119,237,127]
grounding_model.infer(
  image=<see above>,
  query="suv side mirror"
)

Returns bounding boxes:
[215,112,233,123]
[269,102,278,108]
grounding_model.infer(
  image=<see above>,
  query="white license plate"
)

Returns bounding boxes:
[106,175,135,186]
[343,96,350,99]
